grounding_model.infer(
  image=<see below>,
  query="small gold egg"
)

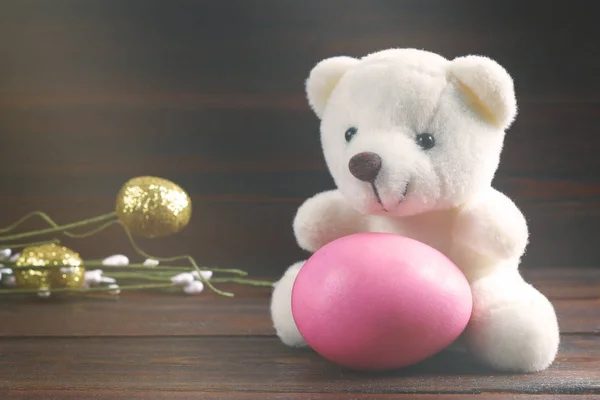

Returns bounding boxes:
[14,243,85,290]
[115,176,192,238]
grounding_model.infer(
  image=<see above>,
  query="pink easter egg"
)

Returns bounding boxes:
[291,232,472,371]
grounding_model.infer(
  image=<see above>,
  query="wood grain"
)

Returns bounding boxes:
[522,268,600,300]
[0,1,597,101]
[1,391,598,400]
[0,297,596,337]
[0,286,273,337]
[0,2,598,399]
[1,102,597,177]
[555,301,600,334]
[0,267,598,337]
[0,199,597,275]
[0,335,598,394]
[0,0,598,274]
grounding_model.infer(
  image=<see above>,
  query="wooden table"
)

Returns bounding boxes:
[1,267,599,399]
[0,1,598,398]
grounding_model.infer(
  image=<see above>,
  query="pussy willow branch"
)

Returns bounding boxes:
[0,275,273,295]
[0,283,177,294]
[0,210,266,296]
[0,211,247,276]
[211,277,273,287]
[6,261,246,276]
[2,264,272,286]
[117,221,236,297]
[101,272,273,287]
[0,211,117,242]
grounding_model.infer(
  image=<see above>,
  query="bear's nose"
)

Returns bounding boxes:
[348,152,382,182]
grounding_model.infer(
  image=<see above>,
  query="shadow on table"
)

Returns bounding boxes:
[290,345,500,379]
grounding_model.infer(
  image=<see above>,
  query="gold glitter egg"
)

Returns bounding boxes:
[14,243,85,290]
[115,176,192,238]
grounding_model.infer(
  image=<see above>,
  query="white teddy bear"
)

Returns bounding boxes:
[270,48,560,373]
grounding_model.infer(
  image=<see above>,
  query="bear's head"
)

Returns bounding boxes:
[306,48,517,217]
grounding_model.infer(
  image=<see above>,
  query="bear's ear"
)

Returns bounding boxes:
[449,55,518,130]
[305,56,359,119]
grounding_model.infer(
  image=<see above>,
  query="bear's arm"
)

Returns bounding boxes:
[452,188,529,262]
[293,189,368,253]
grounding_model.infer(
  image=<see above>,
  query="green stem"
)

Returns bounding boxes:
[0,282,176,295]
[6,264,190,272]
[0,211,56,233]
[211,277,274,287]
[0,210,261,297]
[107,272,171,281]
[0,212,117,242]
[66,220,120,239]
[0,278,273,295]
[6,262,245,276]
[82,261,190,270]
[82,260,248,276]
[118,222,235,297]
[104,273,274,286]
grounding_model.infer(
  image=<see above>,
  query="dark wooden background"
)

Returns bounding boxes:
[0,0,598,276]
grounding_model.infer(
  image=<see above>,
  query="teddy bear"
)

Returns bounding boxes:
[270,48,560,373]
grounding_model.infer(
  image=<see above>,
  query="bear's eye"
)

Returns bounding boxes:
[345,127,358,142]
[416,133,435,150]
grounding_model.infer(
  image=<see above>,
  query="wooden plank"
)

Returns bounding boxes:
[555,300,600,334]
[522,268,600,300]
[1,166,599,217]
[0,0,598,274]
[0,103,597,179]
[0,199,598,274]
[0,201,307,275]
[0,269,598,337]
[1,391,598,400]
[0,335,598,394]
[0,286,274,337]
[0,296,592,336]
[0,1,596,102]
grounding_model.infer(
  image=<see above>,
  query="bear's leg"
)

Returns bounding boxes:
[270,261,308,347]
[463,268,560,373]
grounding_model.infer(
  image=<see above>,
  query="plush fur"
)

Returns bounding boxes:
[270,48,560,373]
